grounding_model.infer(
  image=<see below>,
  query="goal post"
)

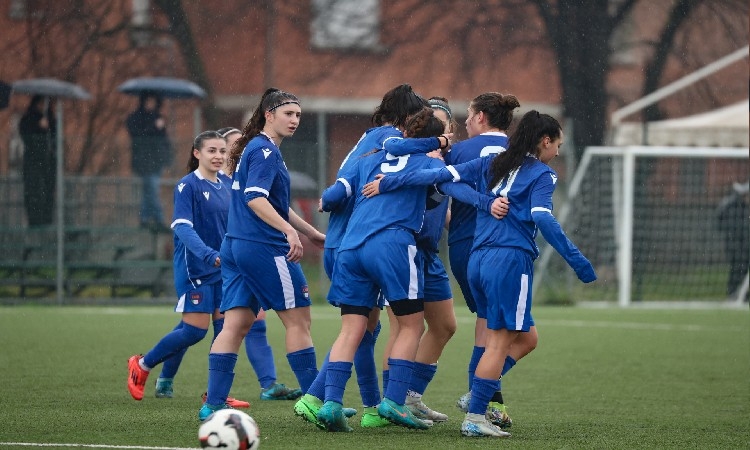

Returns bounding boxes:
[533,145,749,307]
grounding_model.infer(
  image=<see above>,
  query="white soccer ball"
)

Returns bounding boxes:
[198,409,260,450]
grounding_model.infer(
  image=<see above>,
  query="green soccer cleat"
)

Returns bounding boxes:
[360,406,391,428]
[460,413,511,438]
[198,402,232,422]
[294,394,357,429]
[294,394,325,429]
[154,378,173,398]
[260,383,303,400]
[377,398,432,430]
[317,401,353,432]
[486,401,512,429]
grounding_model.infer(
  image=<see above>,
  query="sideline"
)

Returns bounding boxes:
[0,444,200,450]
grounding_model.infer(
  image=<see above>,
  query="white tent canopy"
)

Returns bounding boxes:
[612,100,749,147]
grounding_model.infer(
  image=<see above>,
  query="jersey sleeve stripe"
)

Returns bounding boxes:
[245,186,269,197]
[172,218,193,227]
[336,178,352,197]
[531,207,552,214]
[446,165,461,181]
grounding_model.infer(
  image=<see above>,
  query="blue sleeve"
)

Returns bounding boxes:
[437,182,496,214]
[383,136,440,156]
[321,178,353,211]
[173,223,219,266]
[378,167,455,193]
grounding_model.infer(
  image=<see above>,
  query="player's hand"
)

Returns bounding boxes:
[214,256,221,267]
[286,231,303,262]
[426,149,444,160]
[490,197,510,219]
[317,198,324,213]
[308,231,326,250]
[362,174,385,198]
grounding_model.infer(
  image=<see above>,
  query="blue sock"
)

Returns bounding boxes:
[468,376,500,415]
[306,351,329,400]
[244,319,277,389]
[408,362,437,396]
[467,346,484,391]
[212,318,224,342]
[384,358,414,405]
[286,347,318,393]
[206,353,237,406]
[324,361,353,404]
[382,369,390,394]
[354,328,381,407]
[159,321,187,379]
[143,321,207,369]
[501,356,517,376]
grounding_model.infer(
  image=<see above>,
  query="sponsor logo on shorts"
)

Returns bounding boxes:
[190,292,203,305]
[302,285,309,298]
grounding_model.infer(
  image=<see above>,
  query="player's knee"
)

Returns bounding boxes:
[182,322,209,345]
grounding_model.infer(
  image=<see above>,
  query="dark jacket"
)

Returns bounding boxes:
[126,98,173,176]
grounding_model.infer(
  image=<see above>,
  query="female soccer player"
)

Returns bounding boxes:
[441,92,523,427]
[199,88,325,420]
[366,110,597,437]
[296,84,438,430]
[216,126,302,402]
[127,131,248,408]
[315,108,449,432]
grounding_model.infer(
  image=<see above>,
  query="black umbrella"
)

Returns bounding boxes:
[13,78,91,100]
[117,77,206,99]
[12,78,92,305]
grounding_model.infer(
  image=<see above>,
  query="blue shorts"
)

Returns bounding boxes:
[220,237,312,315]
[468,247,533,331]
[175,280,221,314]
[419,248,452,302]
[323,247,336,280]
[449,238,476,312]
[328,229,422,308]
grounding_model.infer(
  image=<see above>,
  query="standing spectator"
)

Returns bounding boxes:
[127,92,172,232]
[717,181,750,298]
[19,95,56,227]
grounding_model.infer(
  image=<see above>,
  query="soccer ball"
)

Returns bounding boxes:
[198,409,260,450]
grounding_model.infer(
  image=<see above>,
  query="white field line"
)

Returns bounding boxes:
[0,444,199,450]
[5,306,745,333]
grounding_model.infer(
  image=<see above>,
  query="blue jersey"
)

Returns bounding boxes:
[325,127,440,249]
[375,154,595,280]
[443,132,508,245]
[226,133,291,246]
[322,151,446,252]
[416,190,449,252]
[171,170,231,295]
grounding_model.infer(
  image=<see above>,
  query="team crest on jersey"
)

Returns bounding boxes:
[178,183,186,193]
[190,292,202,305]
[550,174,558,185]
[262,148,272,159]
[203,192,210,201]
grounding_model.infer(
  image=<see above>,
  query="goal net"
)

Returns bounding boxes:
[534,146,749,306]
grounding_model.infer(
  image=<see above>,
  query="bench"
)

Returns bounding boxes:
[0,226,174,299]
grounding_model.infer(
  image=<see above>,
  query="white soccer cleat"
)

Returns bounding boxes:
[460,413,511,438]
[406,396,449,422]
[456,391,471,412]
